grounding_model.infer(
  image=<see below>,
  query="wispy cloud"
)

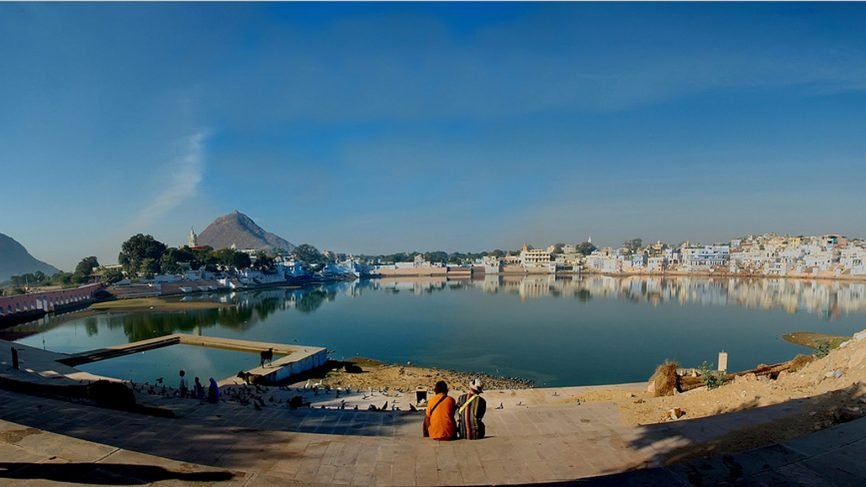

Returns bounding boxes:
[128,130,207,231]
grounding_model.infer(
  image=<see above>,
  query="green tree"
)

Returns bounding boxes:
[31,271,48,285]
[119,234,167,277]
[101,268,125,284]
[160,247,195,274]
[73,256,100,284]
[139,258,160,279]
[212,248,251,270]
[254,251,275,270]
[424,251,449,264]
[576,242,597,256]
[293,244,329,269]
[52,271,74,286]
[552,243,565,254]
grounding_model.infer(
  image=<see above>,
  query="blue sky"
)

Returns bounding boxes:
[2,3,866,270]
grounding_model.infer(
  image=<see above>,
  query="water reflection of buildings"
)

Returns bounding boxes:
[476,275,866,320]
[377,277,449,296]
[8,277,866,344]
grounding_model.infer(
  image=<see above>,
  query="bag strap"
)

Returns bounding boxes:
[458,394,478,415]
[428,394,446,416]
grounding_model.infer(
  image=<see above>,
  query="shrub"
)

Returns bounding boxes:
[815,340,832,358]
[652,361,679,397]
[699,361,726,390]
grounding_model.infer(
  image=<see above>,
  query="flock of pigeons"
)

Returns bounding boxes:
[128,376,428,412]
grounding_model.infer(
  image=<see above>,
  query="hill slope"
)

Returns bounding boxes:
[0,233,60,283]
[197,211,294,251]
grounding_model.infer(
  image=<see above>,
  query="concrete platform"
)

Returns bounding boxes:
[60,333,328,384]
[4,338,866,485]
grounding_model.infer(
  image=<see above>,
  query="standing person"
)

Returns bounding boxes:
[456,378,487,440]
[207,378,220,403]
[193,377,205,400]
[178,370,189,398]
[423,380,456,440]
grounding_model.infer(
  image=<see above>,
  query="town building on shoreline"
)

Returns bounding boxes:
[476,233,866,280]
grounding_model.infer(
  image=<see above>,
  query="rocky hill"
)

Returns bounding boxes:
[197,211,294,252]
[0,233,60,283]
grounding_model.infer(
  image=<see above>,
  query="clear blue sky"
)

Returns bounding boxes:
[2,3,865,270]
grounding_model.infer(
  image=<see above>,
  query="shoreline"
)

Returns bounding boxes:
[281,356,535,392]
[89,297,235,312]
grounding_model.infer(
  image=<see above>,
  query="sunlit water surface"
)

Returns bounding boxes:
[7,276,866,386]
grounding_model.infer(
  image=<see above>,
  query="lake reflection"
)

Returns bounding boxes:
[7,276,866,386]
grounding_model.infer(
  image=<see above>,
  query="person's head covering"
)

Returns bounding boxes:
[470,378,484,393]
[434,380,448,394]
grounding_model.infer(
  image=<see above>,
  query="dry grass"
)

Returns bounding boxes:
[652,361,679,397]
[788,353,815,372]
[783,331,848,350]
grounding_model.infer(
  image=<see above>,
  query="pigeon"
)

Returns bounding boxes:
[496,402,504,410]
[155,377,164,384]
[382,401,388,411]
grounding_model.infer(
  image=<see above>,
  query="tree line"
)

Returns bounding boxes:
[117,234,330,278]
[359,242,598,265]
[2,256,102,295]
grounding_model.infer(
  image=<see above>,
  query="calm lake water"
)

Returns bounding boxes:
[6,275,866,386]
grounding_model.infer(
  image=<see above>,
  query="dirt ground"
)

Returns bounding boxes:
[296,357,533,392]
[566,328,866,462]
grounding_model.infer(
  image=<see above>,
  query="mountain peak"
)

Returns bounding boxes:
[0,233,60,283]
[197,212,294,251]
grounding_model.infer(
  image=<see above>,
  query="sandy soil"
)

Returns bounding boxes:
[565,328,866,462]
[90,298,233,312]
[293,357,532,392]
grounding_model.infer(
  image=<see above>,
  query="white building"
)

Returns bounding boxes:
[840,247,866,275]
[519,244,554,273]
[682,245,730,271]
[647,256,667,272]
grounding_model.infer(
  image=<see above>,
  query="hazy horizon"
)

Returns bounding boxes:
[2,3,865,270]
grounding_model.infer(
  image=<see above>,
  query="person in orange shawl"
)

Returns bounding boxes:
[423,380,456,440]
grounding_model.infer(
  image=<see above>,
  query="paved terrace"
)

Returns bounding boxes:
[2,342,866,485]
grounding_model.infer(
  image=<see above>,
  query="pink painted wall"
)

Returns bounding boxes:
[0,284,101,316]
